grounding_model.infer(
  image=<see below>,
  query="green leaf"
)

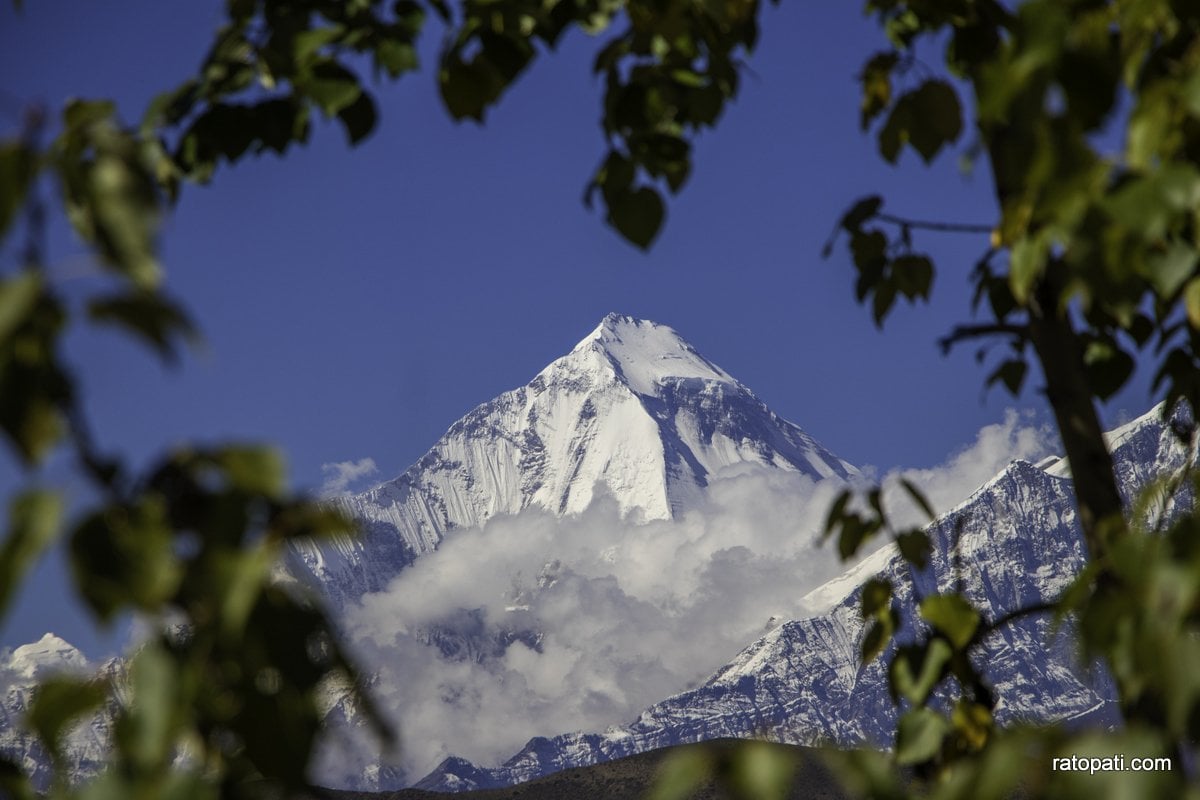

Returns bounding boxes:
[213,545,273,637]
[218,445,287,499]
[1105,165,1200,241]
[950,699,993,752]
[858,52,898,130]
[0,383,66,464]
[850,230,887,301]
[376,39,419,78]
[336,91,378,146]
[895,707,949,765]
[116,644,180,772]
[861,577,892,618]
[840,195,883,233]
[726,741,796,800]
[0,271,42,343]
[878,80,962,164]
[0,490,62,623]
[835,515,881,561]
[274,502,357,541]
[872,280,896,326]
[670,69,706,89]
[822,748,903,799]
[920,594,981,649]
[861,612,894,663]
[987,358,1027,396]
[439,58,496,121]
[1008,232,1049,304]
[27,676,109,764]
[895,529,931,569]
[62,99,116,133]
[140,80,199,132]
[87,290,198,364]
[891,254,934,300]
[878,97,911,164]
[890,640,952,705]
[823,490,851,540]
[1083,339,1134,400]
[608,187,665,250]
[899,478,935,520]
[0,752,36,800]
[69,499,181,622]
[0,141,36,243]
[249,99,310,155]
[228,590,336,788]
[302,61,363,116]
[293,26,344,64]
[0,293,70,465]
[84,137,164,289]
[646,747,712,800]
[1147,241,1198,298]
[1185,278,1200,329]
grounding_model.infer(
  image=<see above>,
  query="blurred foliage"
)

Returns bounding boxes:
[0,20,397,795]
[138,0,769,251]
[3,0,1200,798]
[0,0,779,792]
[812,1,1200,798]
[0,0,774,792]
[657,0,1200,797]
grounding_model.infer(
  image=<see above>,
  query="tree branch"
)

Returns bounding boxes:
[877,213,994,235]
[938,323,1026,355]
[979,599,1058,640]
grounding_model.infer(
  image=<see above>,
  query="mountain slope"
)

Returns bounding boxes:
[414,404,1189,791]
[0,635,118,790]
[291,314,857,604]
[304,740,847,800]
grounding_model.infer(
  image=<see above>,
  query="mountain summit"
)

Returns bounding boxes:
[291,314,856,603]
[574,313,738,396]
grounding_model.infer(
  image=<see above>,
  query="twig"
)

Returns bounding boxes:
[938,323,1026,355]
[878,213,993,234]
[978,599,1058,640]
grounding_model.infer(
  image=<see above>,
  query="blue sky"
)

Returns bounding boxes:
[0,1,1160,654]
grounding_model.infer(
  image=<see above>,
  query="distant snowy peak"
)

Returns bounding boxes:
[293,314,857,602]
[1042,401,1192,489]
[5,634,88,680]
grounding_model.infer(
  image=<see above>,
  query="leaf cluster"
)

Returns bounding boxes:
[816,2,1200,797]
[0,56,388,800]
[124,0,773,251]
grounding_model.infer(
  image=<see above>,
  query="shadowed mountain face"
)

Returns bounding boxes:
[413,405,1188,792]
[289,314,857,607]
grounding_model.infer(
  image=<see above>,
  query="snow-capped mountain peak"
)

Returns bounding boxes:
[292,314,857,604]
[564,314,737,397]
[7,634,88,681]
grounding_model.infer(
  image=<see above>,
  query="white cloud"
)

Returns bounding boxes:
[320,458,379,495]
[880,408,1057,528]
[320,409,1058,785]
